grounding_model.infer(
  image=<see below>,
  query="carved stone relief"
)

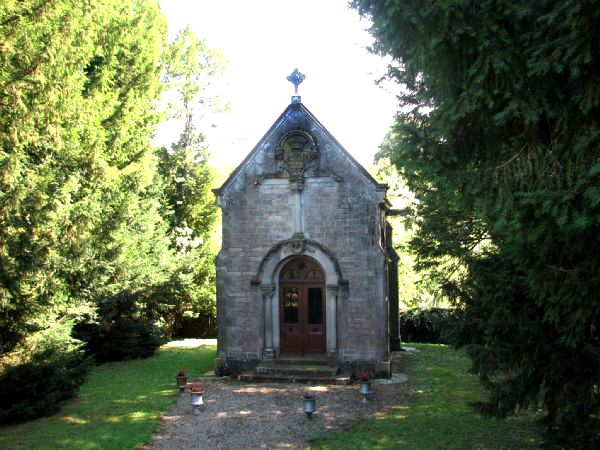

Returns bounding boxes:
[275,130,320,183]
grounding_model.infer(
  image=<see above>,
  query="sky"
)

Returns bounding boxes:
[155,0,399,168]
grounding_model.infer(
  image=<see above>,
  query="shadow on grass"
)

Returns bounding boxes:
[0,343,216,450]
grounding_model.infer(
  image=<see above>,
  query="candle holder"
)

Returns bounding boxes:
[358,371,371,404]
[302,394,316,419]
[176,368,188,393]
[359,380,371,404]
[187,382,206,414]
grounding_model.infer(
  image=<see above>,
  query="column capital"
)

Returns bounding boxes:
[261,285,275,299]
[326,284,339,294]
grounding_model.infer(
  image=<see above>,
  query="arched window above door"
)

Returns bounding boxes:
[280,257,324,282]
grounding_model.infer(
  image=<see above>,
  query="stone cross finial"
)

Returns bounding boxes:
[287,68,306,95]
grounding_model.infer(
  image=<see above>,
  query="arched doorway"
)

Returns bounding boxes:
[279,256,326,355]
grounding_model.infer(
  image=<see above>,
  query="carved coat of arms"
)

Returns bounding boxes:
[275,130,320,183]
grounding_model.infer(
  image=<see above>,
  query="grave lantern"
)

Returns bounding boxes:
[302,393,316,419]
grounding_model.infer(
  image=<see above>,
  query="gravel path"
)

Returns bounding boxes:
[149,353,408,449]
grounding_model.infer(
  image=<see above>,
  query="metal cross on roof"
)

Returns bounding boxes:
[287,68,306,95]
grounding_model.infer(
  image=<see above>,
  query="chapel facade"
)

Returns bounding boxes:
[213,90,399,377]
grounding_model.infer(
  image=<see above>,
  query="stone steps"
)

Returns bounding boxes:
[265,356,332,366]
[238,357,350,384]
[257,357,336,376]
[237,371,352,384]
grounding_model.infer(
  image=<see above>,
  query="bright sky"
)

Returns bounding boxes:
[155,0,399,168]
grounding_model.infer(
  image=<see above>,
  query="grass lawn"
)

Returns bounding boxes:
[311,343,543,449]
[0,341,216,450]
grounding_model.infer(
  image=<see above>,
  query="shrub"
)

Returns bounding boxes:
[73,318,165,363]
[73,290,166,362]
[172,312,217,339]
[0,347,93,424]
[399,307,462,344]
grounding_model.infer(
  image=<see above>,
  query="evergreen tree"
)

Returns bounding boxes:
[0,0,175,360]
[153,25,226,338]
[353,0,600,446]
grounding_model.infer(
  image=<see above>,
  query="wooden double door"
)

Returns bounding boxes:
[279,257,326,355]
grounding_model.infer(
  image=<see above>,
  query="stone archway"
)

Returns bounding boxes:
[252,238,344,359]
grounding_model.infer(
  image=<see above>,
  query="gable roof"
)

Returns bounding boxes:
[212,100,388,196]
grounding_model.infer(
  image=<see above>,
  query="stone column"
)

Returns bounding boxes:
[261,285,275,359]
[326,284,338,357]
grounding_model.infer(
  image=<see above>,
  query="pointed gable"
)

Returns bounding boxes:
[212,99,387,199]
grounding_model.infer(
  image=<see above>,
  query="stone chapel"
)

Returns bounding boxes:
[213,71,399,377]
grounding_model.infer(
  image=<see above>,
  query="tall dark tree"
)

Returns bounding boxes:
[353,0,600,446]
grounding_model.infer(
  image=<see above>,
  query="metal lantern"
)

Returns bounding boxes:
[359,381,371,404]
[302,396,316,419]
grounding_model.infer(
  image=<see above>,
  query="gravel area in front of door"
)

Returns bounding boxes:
[149,375,407,449]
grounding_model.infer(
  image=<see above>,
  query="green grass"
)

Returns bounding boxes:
[312,344,543,449]
[0,342,216,449]
[0,343,543,449]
